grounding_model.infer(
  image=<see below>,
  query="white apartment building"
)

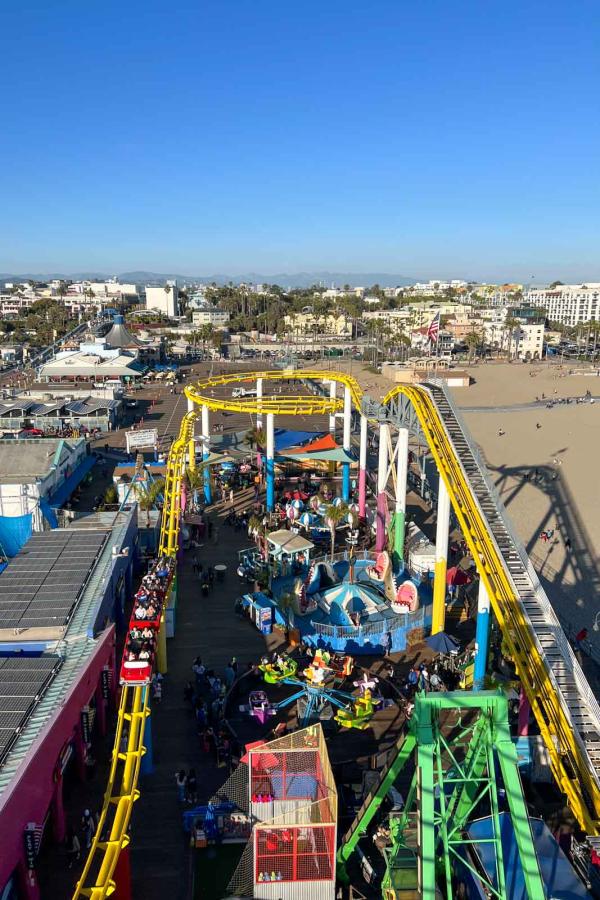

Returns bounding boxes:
[145,284,179,318]
[526,284,600,326]
[70,281,138,299]
[0,293,37,317]
[362,309,412,332]
[192,309,230,328]
[282,311,352,336]
[406,280,468,295]
[483,321,545,358]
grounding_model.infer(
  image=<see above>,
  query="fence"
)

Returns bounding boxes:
[227,726,337,899]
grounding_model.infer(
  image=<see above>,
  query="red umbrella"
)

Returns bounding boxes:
[446,565,471,586]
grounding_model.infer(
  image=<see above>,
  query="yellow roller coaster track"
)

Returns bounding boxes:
[72,686,149,899]
[74,369,600,899]
[384,383,600,834]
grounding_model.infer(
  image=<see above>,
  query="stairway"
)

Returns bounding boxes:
[425,381,600,809]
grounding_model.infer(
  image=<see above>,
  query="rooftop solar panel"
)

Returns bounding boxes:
[0,655,62,765]
[0,531,107,632]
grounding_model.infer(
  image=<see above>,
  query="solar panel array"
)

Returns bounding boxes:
[0,655,62,763]
[0,531,107,632]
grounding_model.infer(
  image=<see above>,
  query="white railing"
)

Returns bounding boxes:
[312,604,430,639]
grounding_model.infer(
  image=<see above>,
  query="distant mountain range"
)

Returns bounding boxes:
[0,270,417,289]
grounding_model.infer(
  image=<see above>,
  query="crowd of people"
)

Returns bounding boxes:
[174,654,244,801]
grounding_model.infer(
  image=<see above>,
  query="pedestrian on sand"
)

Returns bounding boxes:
[574,628,588,655]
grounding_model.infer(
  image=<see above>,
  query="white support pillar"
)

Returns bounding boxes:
[473,579,491,689]
[394,427,409,561]
[432,476,450,634]
[201,404,212,504]
[376,423,389,551]
[342,386,352,501]
[329,380,337,434]
[358,414,368,518]
[256,377,263,431]
[266,412,275,512]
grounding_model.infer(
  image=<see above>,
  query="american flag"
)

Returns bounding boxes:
[427,312,440,343]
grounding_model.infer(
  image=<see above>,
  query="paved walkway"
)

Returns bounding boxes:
[130,488,280,900]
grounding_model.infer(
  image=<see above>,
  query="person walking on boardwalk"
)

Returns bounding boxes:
[175,770,187,802]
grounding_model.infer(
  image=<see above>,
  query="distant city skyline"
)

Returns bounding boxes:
[0,269,597,289]
[1,0,599,283]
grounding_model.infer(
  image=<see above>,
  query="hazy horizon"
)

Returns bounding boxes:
[2,0,599,282]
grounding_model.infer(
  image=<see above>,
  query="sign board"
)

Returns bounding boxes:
[125,428,159,453]
[24,826,37,869]
[101,668,111,700]
[80,708,90,746]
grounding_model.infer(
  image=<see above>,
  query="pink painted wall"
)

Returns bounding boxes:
[0,626,116,889]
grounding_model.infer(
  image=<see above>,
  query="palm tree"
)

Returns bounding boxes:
[137,478,165,527]
[324,501,348,561]
[504,317,520,358]
[464,330,484,361]
[248,514,269,561]
[246,424,265,468]
[246,424,265,450]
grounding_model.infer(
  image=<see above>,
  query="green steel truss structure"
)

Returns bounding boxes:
[338,691,545,900]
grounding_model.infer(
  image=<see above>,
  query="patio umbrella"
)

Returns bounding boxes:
[426,632,460,654]
[446,565,471,586]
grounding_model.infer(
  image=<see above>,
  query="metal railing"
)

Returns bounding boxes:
[429,379,600,728]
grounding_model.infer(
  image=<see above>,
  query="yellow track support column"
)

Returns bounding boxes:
[188,438,196,472]
[432,475,450,634]
[156,613,167,674]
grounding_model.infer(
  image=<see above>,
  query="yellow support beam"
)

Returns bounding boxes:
[72,686,149,900]
[384,382,600,833]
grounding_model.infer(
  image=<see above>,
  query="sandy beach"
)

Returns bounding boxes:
[332,358,600,650]
[451,363,600,647]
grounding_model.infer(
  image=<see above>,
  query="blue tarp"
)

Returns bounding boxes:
[0,513,33,557]
[273,429,326,452]
[48,454,96,509]
[466,813,590,899]
[39,498,59,529]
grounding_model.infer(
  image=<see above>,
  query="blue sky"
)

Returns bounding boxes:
[1,0,599,281]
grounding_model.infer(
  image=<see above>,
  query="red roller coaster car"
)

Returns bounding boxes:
[119,559,174,686]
